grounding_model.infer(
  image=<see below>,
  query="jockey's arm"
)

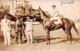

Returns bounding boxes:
[56,10,60,17]
[52,9,59,17]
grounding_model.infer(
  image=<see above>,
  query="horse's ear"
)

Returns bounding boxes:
[39,6,41,10]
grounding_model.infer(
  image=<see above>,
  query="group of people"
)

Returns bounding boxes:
[0,4,63,45]
[15,16,33,44]
[1,14,34,45]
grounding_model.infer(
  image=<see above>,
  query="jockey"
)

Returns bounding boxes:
[50,4,62,26]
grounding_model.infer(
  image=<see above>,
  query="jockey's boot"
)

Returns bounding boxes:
[50,20,56,28]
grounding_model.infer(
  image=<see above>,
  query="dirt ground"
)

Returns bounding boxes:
[0,23,80,51]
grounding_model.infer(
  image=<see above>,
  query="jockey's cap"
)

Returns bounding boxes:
[52,4,56,7]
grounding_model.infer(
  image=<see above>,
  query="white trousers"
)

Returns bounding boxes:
[3,31,10,45]
[50,17,62,24]
[25,30,33,43]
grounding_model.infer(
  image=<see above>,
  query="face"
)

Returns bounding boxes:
[52,6,56,9]
[4,15,7,19]
[21,18,23,21]
[27,17,30,20]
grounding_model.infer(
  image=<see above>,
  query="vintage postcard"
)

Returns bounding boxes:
[0,0,80,51]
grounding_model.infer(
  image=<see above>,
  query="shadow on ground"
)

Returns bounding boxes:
[33,35,80,44]
[0,35,4,42]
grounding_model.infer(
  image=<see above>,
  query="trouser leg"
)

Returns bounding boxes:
[15,32,19,44]
[3,31,7,45]
[20,30,22,44]
[7,31,10,45]
[29,31,33,43]
[27,32,30,43]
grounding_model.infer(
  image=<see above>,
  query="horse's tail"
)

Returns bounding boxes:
[73,22,79,35]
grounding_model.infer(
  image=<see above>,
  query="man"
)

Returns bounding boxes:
[1,14,11,45]
[18,18,25,44]
[15,17,19,44]
[24,17,33,44]
[50,5,62,26]
[15,18,25,44]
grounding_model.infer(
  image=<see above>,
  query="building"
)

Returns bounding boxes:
[0,5,4,12]
[10,0,29,15]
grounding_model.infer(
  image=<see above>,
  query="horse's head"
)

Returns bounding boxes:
[39,7,51,19]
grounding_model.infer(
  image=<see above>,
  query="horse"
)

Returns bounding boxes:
[34,7,79,45]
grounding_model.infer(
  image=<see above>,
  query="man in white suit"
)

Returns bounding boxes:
[1,14,11,45]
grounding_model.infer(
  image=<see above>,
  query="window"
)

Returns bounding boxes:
[16,1,17,2]
[19,4,20,5]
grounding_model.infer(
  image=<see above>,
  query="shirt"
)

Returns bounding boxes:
[53,9,59,17]
[1,19,10,31]
[25,21,33,31]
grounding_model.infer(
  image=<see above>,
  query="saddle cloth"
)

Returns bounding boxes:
[50,17,62,24]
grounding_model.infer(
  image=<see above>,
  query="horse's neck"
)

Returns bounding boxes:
[40,10,44,17]
[40,10,48,20]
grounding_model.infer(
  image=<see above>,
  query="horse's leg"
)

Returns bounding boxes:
[64,30,73,44]
[63,29,69,43]
[48,31,50,44]
[46,31,48,45]
[69,31,72,44]
[46,29,50,45]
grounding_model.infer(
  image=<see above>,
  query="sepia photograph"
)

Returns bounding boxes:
[0,0,80,51]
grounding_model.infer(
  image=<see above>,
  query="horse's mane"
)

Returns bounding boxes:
[39,7,50,18]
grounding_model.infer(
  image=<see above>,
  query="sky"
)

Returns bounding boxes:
[0,0,80,20]
[28,0,80,20]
